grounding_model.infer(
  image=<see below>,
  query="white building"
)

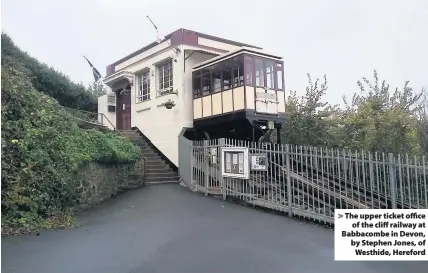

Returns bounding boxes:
[98,28,285,167]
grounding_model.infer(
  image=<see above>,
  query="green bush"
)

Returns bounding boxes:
[1,62,140,231]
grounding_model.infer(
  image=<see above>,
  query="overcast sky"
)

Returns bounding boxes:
[2,0,427,106]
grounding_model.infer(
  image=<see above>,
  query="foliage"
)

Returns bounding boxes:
[87,81,108,97]
[281,74,342,147]
[415,88,428,154]
[340,71,421,154]
[1,62,140,233]
[1,33,98,112]
[281,70,425,155]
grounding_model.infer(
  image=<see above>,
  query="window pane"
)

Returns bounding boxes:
[136,72,150,101]
[138,76,143,97]
[211,64,221,92]
[158,61,173,91]
[166,62,173,89]
[159,67,164,81]
[276,63,283,90]
[266,60,274,89]
[221,60,231,90]
[244,56,253,86]
[193,76,201,98]
[255,58,264,87]
[277,71,283,90]
[143,72,150,100]
[202,72,211,96]
[232,56,244,87]
[158,65,163,89]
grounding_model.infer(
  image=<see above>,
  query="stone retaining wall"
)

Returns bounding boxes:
[72,159,145,211]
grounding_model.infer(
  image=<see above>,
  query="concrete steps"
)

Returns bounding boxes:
[119,129,179,185]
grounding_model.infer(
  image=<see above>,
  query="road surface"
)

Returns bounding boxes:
[2,184,427,273]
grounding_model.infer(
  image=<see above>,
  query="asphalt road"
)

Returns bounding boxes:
[2,184,427,273]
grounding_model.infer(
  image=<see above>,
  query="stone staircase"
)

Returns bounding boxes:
[119,130,180,185]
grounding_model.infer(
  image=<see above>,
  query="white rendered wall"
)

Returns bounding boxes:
[97,93,116,130]
[106,40,240,167]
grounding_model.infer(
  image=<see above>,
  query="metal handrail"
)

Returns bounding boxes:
[62,106,123,136]
[63,106,147,182]
[99,114,120,134]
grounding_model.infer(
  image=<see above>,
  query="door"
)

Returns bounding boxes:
[116,86,131,130]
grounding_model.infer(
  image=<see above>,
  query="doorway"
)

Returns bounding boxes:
[116,85,131,130]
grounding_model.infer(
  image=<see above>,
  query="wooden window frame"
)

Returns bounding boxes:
[193,70,202,99]
[275,62,284,91]
[244,55,254,87]
[254,57,265,88]
[136,70,150,103]
[221,59,232,92]
[232,55,244,88]
[157,60,173,96]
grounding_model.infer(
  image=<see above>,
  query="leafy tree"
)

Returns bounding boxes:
[281,74,340,147]
[87,81,107,97]
[415,88,428,154]
[341,70,421,154]
[280,70,425,156]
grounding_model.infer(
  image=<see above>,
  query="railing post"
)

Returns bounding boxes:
[285,144,293,217]
[368,152,376,208]
[204,140,209,196]
[189,139,194,189]
[101,114,104,126]
[218,138,226,200]
[388,153,397,209]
